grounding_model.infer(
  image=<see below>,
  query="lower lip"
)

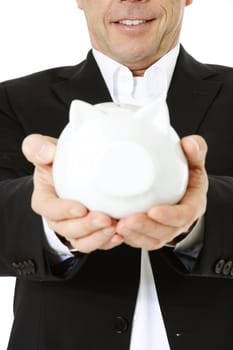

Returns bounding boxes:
[112,19,155,34]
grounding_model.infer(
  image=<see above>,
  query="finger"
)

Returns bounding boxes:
[34,193,88,221]
[22,134,57,166]
[47,211,113,240]
[103,234,125,249]
[147,136,208,227]
[117,214,180,248]
[69,227,117,253]
[148,203,193,228]
[117,213,162,238]
[120,230,164,250]
[181,135,207,170]
[32,178,87,222]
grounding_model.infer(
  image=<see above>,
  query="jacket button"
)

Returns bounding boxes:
[11,262,19,269]
[24,259,36,275]
[214,259,225,274]
[176,332,184,337]
[22,261,30,276]
[222,261,233,276]
[114,316,129,334]
[11,262,21,276]
[11,259,36,276]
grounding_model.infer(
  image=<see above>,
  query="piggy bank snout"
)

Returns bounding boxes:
[93,142,156,198]
[54,100,189,218]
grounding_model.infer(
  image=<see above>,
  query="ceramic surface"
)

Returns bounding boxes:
[53,100,188,218]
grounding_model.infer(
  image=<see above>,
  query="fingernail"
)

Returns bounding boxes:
[103,227,116,236]
[111,234,124,243]
[117,225,133,236]
[122,228,133,236]
[187,138,200,153]
[92,217,109,228]
[70,207,86,217]
[36,143,55,162]
[149,209,166,222]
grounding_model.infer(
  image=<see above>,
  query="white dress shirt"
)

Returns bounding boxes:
[43,44,204,349]
[93,46,181,350]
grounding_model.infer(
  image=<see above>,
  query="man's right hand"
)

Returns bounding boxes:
[22,134,123,253]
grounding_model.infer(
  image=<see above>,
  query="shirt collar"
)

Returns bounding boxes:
[92,44,180,106]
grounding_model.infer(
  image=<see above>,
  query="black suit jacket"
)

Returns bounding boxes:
[0,47,233,350]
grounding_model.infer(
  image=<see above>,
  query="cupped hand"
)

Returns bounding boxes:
[22,134,123,253]
[116,135,208,250]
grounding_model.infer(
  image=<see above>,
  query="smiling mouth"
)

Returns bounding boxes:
[116,19,154,26]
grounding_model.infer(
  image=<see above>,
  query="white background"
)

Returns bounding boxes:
[0,0,232,348]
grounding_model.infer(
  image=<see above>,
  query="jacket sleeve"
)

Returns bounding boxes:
[0,82,87,281]
[192,175,233,278]
[191,73,233,278]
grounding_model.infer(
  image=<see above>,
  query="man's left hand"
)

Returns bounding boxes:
[116,135,208,250]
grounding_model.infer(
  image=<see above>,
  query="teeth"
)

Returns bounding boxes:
[119,19,146,26]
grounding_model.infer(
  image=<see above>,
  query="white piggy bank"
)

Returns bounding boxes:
[53,99,188,218]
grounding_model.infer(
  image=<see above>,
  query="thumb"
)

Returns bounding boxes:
[22,134,57,165]
[181,135,208,170]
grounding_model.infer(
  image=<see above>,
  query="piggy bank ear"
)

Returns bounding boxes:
[135,99,170,134]
[69,99,104,128]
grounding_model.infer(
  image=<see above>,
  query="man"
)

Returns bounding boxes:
[0,0,233,349]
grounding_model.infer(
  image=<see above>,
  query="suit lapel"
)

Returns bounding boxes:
[51,51,112,107]
[51,48,223,138]
[167,47,223,137]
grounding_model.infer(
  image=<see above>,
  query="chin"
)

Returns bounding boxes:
[113,49,149,66]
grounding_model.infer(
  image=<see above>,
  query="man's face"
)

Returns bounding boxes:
[77,0,192,73]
